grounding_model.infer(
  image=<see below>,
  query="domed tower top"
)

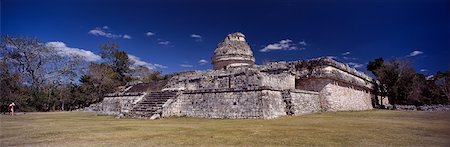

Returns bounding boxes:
[212,32,255,70]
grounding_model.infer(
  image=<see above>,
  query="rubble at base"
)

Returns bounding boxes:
[392,105,450,111]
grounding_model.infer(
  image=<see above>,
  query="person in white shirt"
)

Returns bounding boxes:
[8,103,16,116]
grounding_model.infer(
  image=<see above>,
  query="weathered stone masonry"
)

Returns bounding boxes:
[88,32,386,119]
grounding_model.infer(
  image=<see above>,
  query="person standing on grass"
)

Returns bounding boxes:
[8,102,15,116]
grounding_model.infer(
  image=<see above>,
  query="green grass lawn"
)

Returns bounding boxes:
[1,110,449,146]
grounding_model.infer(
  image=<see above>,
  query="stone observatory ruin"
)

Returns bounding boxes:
[86,32,387,119]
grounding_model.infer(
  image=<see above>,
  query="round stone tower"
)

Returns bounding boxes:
[212,32,256,70]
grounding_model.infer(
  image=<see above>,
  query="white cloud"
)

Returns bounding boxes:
[420,69,428,72]
[46,42,101,62]
[180,64,193,68]
[198,59,208,65]
[260,39,303,52]
[299,41,307,46]
[146,32,155,36]
[347,62,364,68]
[153,64,167,69]
[326,56,338,60]
[341,51,351,55]
[190,34,203,42]
[128,54,167,70]
[123,34,131,39]
[158,41,170,45]
[88,26,129,39]
[190,34,202,38]
[407,50,423,57]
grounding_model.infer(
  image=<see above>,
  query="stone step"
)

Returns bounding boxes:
[138,102,165,104]
[128,91,177,118]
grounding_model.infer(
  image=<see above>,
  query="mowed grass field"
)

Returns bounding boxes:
[1,110,449,146]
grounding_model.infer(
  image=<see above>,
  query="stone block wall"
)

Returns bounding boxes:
[162,88,323,119]
[97,95,145,115]
[289,90,321,115]
[295,78,332,92]
[261,73,295,90]
[261,90,286,119]
[163,88,288,119]
[295,78,373,112]
[322,81,373,111]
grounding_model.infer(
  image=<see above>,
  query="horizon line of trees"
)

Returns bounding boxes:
[1,35,167,112]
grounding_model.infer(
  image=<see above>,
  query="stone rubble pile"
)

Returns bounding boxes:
[393,104,450,111]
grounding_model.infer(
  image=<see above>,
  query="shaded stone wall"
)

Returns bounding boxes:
[295,78,331,92]
[295,78,373,111]
[289,90,321,115]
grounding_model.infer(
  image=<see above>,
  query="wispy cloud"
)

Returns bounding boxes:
[326,56,338,60]
[180,64,193,68]
[420,69,428,72]
[198,59,208,65]
[190,34,203,42]
[46,42,101,62]
[347,62,364,68]
[260,39,306,52]
[299,41,307,46]
[123,34,131,39]
[88,26,130,39]
[158,41,170,45]
[128,54,167,70]
[146,32,155,36]
[341,51,351,55]
[342,56,358,60]
[407,50,423,57]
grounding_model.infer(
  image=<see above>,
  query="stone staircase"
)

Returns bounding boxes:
[128,91,178,118]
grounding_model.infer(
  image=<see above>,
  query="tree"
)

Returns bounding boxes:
[367,58,417,105]
[99,43,134,85]
[1,35,59,111]
[434,71,450,103]
[367,58,384,77]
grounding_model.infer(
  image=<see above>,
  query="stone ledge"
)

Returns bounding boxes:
[181,86,319,94]
[104,92,146,97]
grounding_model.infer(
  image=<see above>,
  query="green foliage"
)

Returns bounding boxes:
[367,57,384,77]
[368,58,449,105]
[100,43,134,85]
[0,35,146,112]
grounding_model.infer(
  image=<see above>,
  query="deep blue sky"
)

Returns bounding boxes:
[2,0,449,75]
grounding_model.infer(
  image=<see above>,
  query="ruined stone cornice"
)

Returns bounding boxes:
[290,57,373,82]
[260,57,373,83]
[182,86,319,94]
